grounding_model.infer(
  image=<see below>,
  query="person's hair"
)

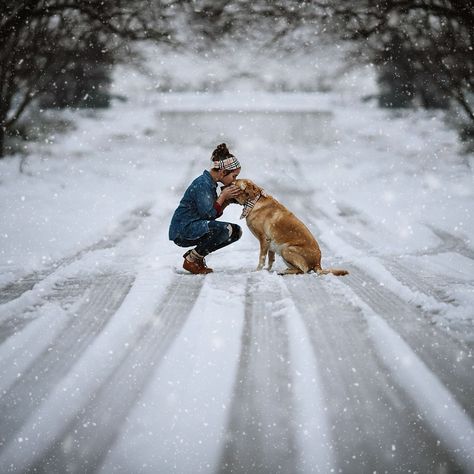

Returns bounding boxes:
[211,143,233,162]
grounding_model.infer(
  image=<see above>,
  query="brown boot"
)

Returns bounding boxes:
[182,250,213,274]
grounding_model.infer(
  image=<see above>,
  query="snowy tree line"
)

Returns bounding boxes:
[0,0,473,157]
[324,1,473,123]
[195,1,473,122]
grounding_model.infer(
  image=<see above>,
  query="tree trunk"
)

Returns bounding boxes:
[455,92,474,124]
[0,127,5,159]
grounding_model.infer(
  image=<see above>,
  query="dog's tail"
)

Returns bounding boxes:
[315,267,349,277]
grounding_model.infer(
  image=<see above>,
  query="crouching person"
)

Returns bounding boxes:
[168,143,242,274]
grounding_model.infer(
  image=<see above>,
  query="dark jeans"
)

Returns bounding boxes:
[173,221,242,257]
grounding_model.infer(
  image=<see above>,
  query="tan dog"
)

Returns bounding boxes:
[233,179,348,276]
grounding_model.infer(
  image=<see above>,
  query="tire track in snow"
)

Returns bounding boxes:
[363,299,474,473]
[321,208,470,310]
[283,161,469,313]
[0,273,134,449]
[381,257,474,348]
[381,257,459,305]
[0,149,200,310]
[0,310,36,347]
[427,226,474,260]
[0,275,49,307]
[0,204,151,306]
[279,178,473,468]
[24,274,205,474]
[0,276,93,346]
[285,276,466,473]
[335,225,468,309]
[219,274,298,474]
[280,180,473,469]
[303,204,459,307]
[342,267,474,418]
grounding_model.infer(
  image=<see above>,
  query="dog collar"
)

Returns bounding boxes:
[240,190,267,219]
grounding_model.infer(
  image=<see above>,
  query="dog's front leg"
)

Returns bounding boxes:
[256,237,270,271]
[267,250,275,271]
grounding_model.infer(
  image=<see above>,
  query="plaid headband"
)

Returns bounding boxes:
[212,155,241,171]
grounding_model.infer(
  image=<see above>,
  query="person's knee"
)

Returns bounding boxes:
[229,223,242,241]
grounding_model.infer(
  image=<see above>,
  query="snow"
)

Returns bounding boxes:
[0,46,473,472]
[99,274,246,473]
[330,277,474,472]
[366,311,474,474]
[285,295,336,473]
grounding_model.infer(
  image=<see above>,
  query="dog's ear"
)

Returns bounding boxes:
[247,182,261,197]
[238,181,247,190]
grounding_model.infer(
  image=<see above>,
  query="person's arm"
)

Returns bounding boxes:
[194,186,220,219]
[217,197,237,212]
[194,183,240,219]
[213,200,223,217]
[214,186,240,216]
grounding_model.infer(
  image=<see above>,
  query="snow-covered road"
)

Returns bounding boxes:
[0,86,473,473]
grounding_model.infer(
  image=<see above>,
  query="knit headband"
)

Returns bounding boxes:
[212,155,241,171]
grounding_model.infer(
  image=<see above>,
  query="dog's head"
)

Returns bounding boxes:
[233,179,263,205]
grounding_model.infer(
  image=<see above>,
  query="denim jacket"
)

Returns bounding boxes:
[169,170,222,241]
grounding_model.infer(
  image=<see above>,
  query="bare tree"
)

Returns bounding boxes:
[0,0,181,157]
[328,0,473,120]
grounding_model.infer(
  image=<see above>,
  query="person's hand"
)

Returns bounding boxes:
[220,184,240,201]
[217,184,240,208]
